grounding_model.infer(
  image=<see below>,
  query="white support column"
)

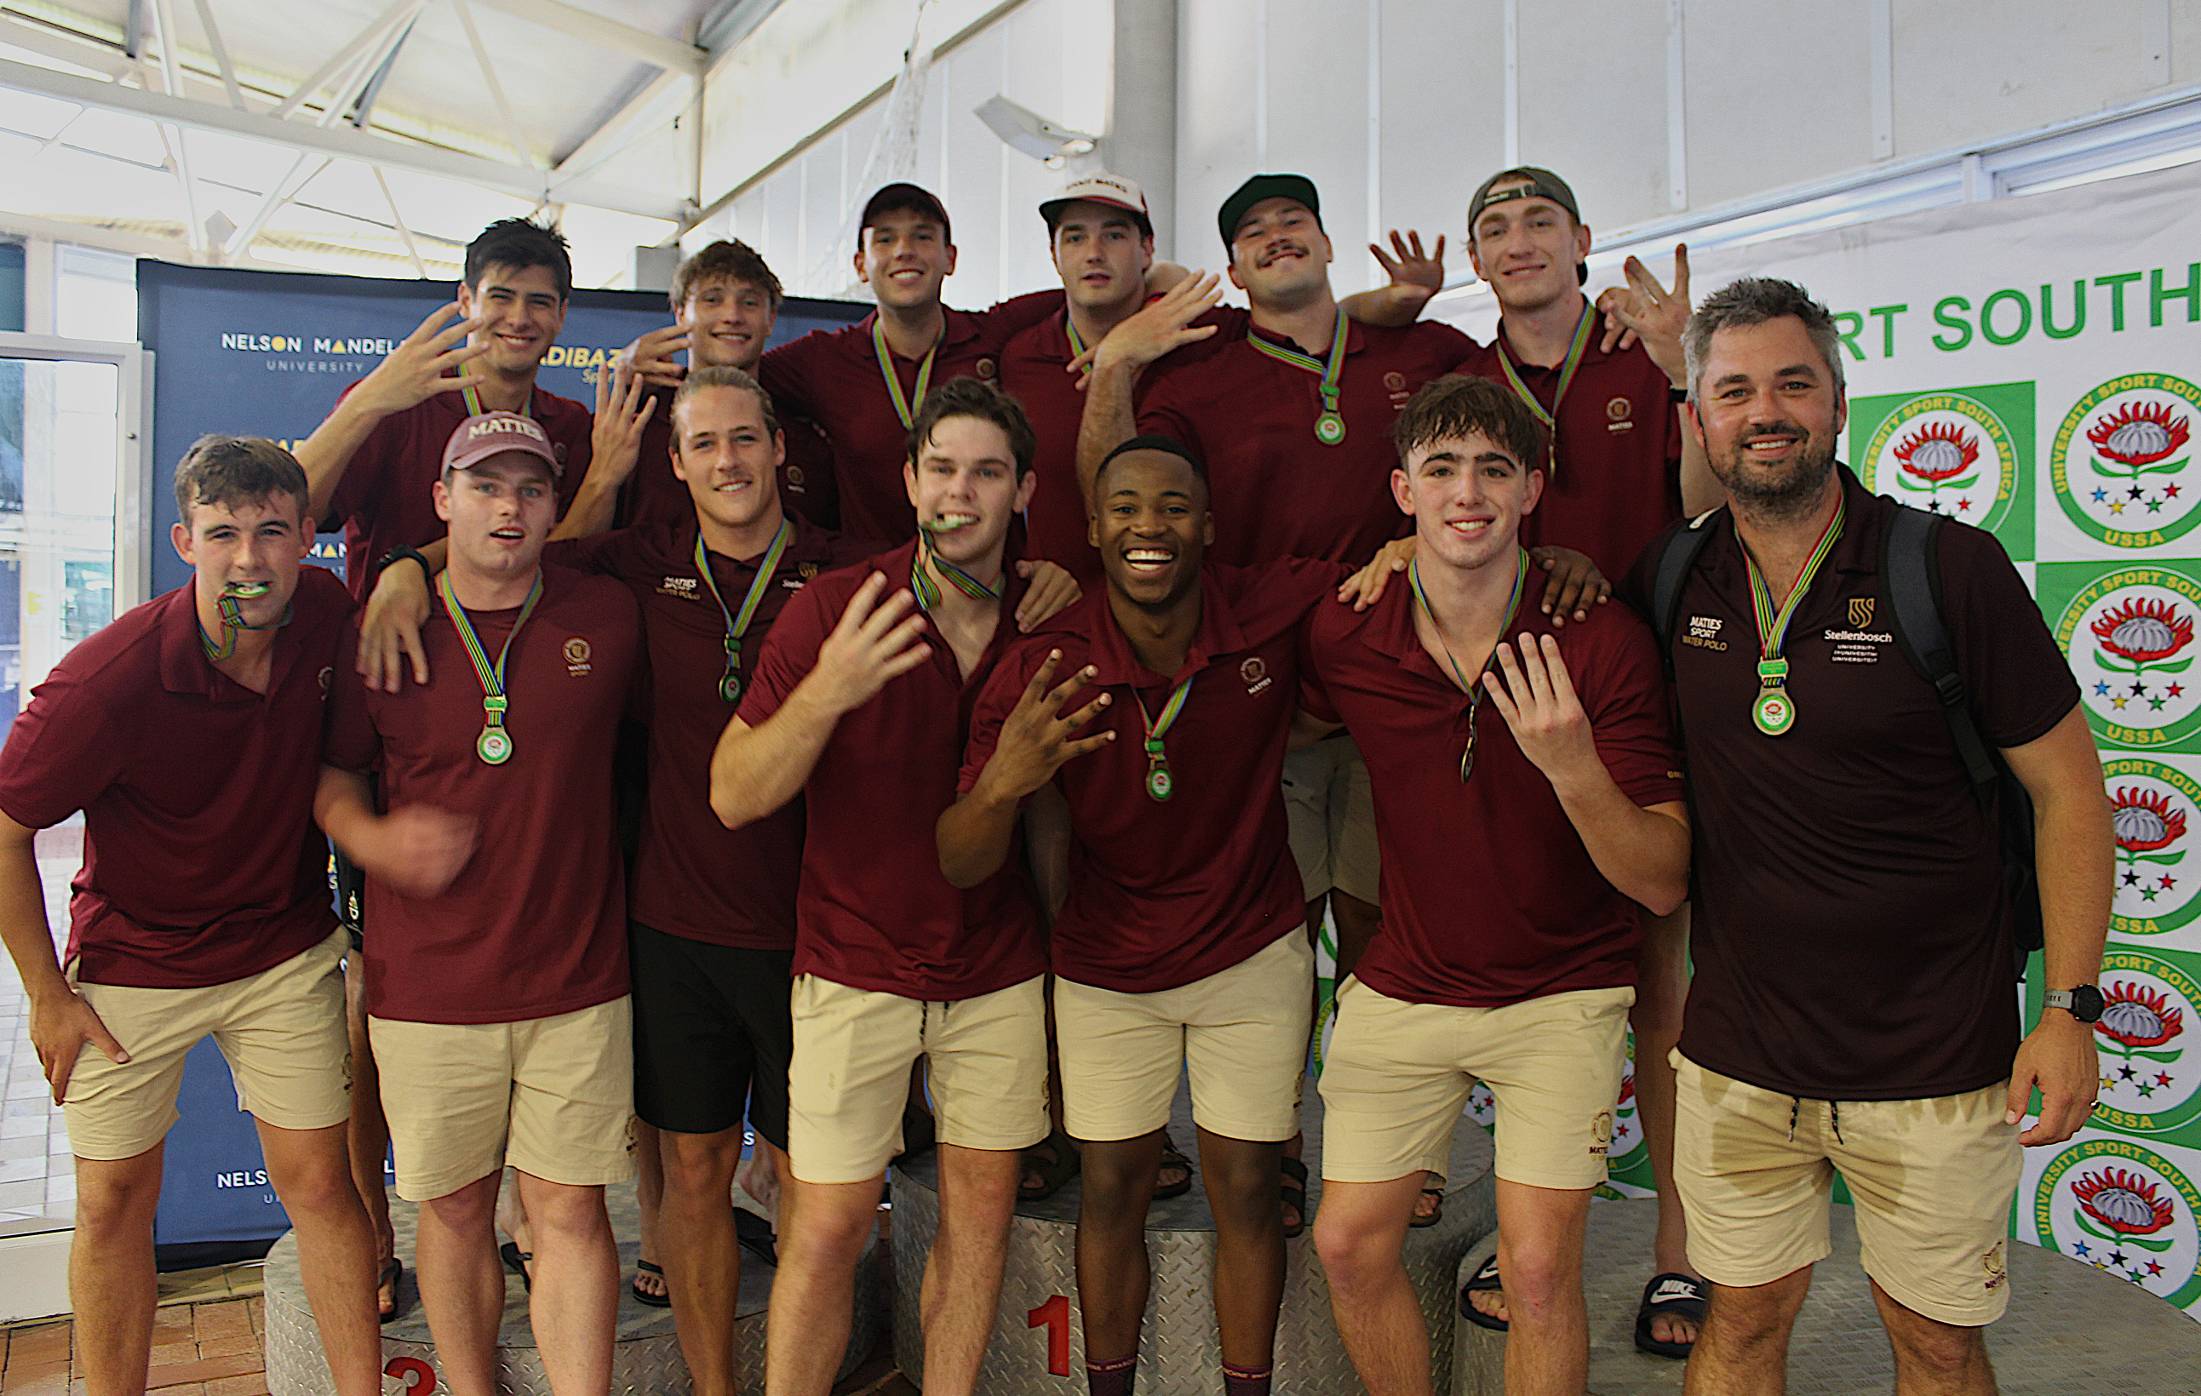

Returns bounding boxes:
[1110,0,1175,245]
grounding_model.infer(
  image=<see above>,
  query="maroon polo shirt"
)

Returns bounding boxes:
[324,564,640,1023]
[1302,565,1682,1006]
[1136,319,1478,566]
[617,384,838,533]
[0,570,354,988]
[737,540,1043,1000]
[999,305,1252,587]
[759,292,1062,542]
[549,520,873,949]
[322,384,594,600]
[961,560,1339,992]
[1458,325,1683,579]
[1623,467,2078,1100]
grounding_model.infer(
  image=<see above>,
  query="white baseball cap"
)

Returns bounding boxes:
[1039,173,1153,237]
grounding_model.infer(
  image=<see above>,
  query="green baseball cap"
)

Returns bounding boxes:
[1468,167,1586,284]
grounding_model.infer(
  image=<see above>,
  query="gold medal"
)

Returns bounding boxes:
[1752,688,1794,737]
[1145,751,1175,803]
[476,727,514,764]
[1314,411,1347,446]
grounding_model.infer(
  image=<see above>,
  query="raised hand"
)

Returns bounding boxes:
[349,303,491,417]
[1370,229,1447,302]
[588,360,659,492]
[1086,271,1226,379]
[803,573,932,716]
[1482,634,1601,787]
[974,651,1114,803]
[1595,243,1691,384]
[620,324,691,389]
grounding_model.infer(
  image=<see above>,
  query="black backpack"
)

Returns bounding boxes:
[1643,502,2044,977]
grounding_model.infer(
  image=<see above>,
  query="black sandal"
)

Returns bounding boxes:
[630,1257,671,1308]
[1459,1254,1507,1332]
[1154,1130,1195,1201]
[1019,1128,1082,1202]
[1278,1156,1309,1239]
[1633,1272,1706,1359]
[376,1256,406,1325]
[735,1207,779,1268]
[499,1240,533,1294]
[1409,1181,1445,1229]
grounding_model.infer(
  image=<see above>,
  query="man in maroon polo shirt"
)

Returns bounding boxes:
[756,182,1075,541]
[593,239,838,534]
[942,436,1342,1396]
[1635,279,2107,1396]
[712,378,1047,1396]
[318,412,642,1396]
[1304,375,1689,1396]
[1452,164,1719,1352]
[0,438,381,1396]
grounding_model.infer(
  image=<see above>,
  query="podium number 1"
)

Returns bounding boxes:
[1027,1293,1070,1376]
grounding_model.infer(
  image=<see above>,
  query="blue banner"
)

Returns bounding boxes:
[136,261,862,1249]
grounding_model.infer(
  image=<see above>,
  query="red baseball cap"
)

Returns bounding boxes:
[442,411,561,477]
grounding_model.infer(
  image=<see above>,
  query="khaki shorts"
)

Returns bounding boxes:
[1055,930,1312,1143]
[1672,1051,2020,1326]
[370,997,636,1202]
[1319,978,1632,1190]
[788,974,1048,1185]
[1283,736,1379,904]
[65,928,351,1161]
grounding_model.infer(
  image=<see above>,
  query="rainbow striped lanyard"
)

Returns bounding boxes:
[694,520,790,703]
[1132,672,1196,803]
[439,569,544,765]
[197,586,289,662]
[1247,312,1350,447]
[1409,547,1528,781]
[1741,496,1845,737]
[1494,302,1593,479]
[872,317,939,429]
[910,533,1002,611]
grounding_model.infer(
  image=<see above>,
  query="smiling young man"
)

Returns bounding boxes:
[1303,375,1689,1396]
[712,378,1049,1396]
[317,413,641,1396]
[757,183,1066,542]
[1451,163,1720,1357]
[0,439,381,1396]
[1632,280,2109,1396]
[941,436,1342,1396]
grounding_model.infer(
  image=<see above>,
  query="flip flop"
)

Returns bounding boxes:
[376,1256,406,1325]
[1459,1253,1507,1332]
[1154,1130,1195,1201]
[1409,1182,1445,1229]
[1278,1156,1309,1239]
[735,1208,779,1268]
[630,1257,671,1308]
[499,1240,533,1294]
[1633,1272,1707,1359]
[1019,1128,1082,1203]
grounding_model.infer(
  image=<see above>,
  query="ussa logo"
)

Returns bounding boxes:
[2102,758,2201,937]
[2033,1137,2201,1307]
[1862,391,2017,530]
[2088,948,2201,1137]
[2054,568,2201,749]
[2052,373,2201,548]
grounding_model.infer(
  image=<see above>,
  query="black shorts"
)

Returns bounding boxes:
[630,921,794,1145]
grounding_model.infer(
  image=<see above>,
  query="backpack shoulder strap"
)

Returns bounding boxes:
[1648,508,1722,662]
[1880,505,1998,794]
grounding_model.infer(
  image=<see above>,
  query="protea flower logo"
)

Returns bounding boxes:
[2084,949,2201,1138]
[2033,1138,2201,1305]
[2052,567,2201,748]
[2052,374,2201,548]
[2100,759,2201,936]
[1859,389,2020,534]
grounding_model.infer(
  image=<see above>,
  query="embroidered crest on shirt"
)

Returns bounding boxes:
[1683,614,1727,652]
[1606,395,1635,434]
[1241,657,1272,696]
[564,637,593,675]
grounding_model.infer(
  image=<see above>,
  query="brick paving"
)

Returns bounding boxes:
[0,1295,268,1396]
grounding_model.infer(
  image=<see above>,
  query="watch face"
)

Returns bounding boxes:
[2072,984,2107,1023]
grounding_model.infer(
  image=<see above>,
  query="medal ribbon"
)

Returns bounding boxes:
[872,317,938,429]
[1065,315,1089,362]
[910,533,1003,611]
[198,587,290,662]
[461,385,533,418]
[1246,312,1350,444]
[695,520,791,702]
[1495,302,1593,478]
[1132,672,1196,802]
[439,570,544,756]
[1743,495,1846,688]
[1409,547,1529,780]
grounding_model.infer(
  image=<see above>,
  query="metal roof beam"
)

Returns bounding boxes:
[463,0,705,77]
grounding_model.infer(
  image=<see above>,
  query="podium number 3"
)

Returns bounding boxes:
[386,1357,436,1394]
[1027,1294,1070,1376]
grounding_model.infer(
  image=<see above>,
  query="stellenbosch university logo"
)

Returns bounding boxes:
[2052,373,2201,548]
[1861,391,2018,531]
[2089,949,2200,1136]
[2052,567,2201,748]
[2033,1137,2201,1306]
[2104,758,2201,937]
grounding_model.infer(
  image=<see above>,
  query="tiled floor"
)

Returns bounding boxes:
[0,1264,267,1396]
[0,827,83,1232]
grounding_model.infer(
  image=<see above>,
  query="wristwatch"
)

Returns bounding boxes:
[2045,985,2106,1023]
[376,545,431,582]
